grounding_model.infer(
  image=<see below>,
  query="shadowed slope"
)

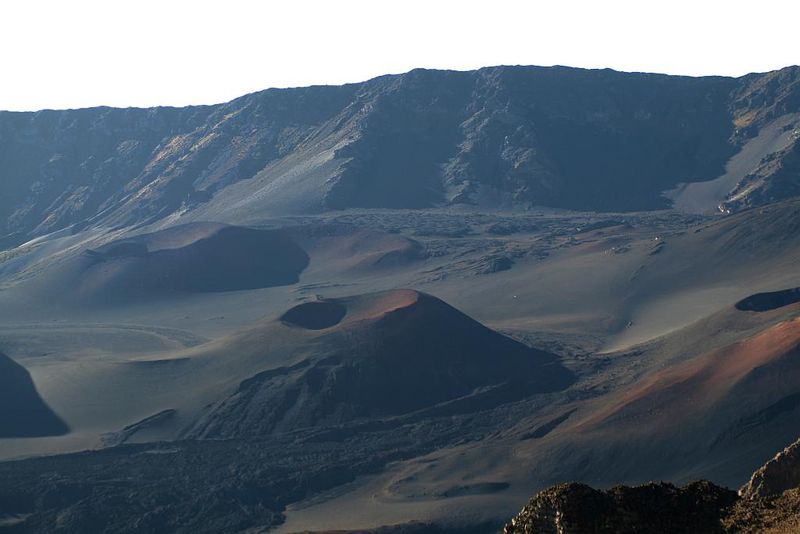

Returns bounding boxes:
[280,301,347,330]
[736,287,800,312]
[59,223,309,304]
[0,352,68,438]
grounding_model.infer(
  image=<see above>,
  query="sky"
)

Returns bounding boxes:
[2,0,798,111]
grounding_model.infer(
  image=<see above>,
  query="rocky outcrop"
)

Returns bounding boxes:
[503,481,736,534]
[724,488,800,533]
[740,436,800,499]
[504,436,800,533]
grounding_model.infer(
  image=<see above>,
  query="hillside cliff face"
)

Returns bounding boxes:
[1,65,799,247]
[740,435,800,499]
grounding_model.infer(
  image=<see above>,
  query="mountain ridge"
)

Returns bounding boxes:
[2,64,799,249]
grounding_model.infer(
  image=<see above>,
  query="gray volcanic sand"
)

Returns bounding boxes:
[2,202,800,529]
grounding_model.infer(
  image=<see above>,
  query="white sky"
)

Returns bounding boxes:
[2,0,798,111]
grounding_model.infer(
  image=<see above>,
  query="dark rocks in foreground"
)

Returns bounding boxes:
[504,437,800,534]
[503,481,736,534]
[741,435,800,499]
